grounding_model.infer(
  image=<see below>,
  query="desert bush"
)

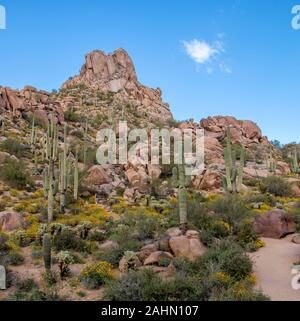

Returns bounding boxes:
[56,251,74,279]
[8,251,24,266]
[96,232,140,268]
[123,211,162,241]
[52,228,88,253]
[200,241,252,281]
[0,158,34,190]
[210,194,251,228]
[80,262,113,289]
[0,138,26,157]
[235,221,260,250]
[64,107,81,122]
[105,269,170,301]
[259,176,292,197]
[0,232,9,251]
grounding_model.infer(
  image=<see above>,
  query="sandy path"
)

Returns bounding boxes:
[249,236,300,301]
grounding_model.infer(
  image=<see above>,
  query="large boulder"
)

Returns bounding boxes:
[253,209,296,239]
[125,166,148,194]
[0,211,24,232]
[143,251,173,266]
[85,165,111,186]
[169,230,206,261]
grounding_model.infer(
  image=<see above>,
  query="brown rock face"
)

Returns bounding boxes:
[62,48,173,122]
[253,210,296,239]
[85,165,111,186]
[0,211,24,232]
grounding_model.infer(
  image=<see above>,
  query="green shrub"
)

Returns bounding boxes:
[64,108,82,122]
[0,158,34,190]
[105,269,170,301]
[260,176,292,197]
[80,262,113,289]
[210,194,251,228]
[95,237,140,267]
[0,232,9,251]
[235,221,259,249]
[53,228,88,253]
[0,138,26,157]
[200,241,252,281]
[8,251,24,266]
[56,251,74,279]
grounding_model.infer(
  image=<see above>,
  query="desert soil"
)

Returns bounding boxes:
[249,236,300,301]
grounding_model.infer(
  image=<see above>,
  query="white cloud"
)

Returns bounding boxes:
[183,37,232,74]
[183,39,221,64]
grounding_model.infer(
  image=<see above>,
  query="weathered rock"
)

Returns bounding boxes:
[85,165,111,186]
[143,251,173,266]
[169,231,206,261]
[137,243,158,263]
[253,210,296,239]
[292,234,300,244]
[0,211,24,232]
[125,166,148,193]
[0,151,12,164]
[166,227,182,238]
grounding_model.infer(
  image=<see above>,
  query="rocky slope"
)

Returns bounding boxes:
[0,48,294,198]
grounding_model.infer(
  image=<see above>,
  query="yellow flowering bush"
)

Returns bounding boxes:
[211,272,232,284]
[57,204,110,226]
[80,262,113,289]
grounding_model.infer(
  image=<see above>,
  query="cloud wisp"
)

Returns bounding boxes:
[183,38,232,74]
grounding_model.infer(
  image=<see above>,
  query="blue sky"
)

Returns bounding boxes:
[0,0,300,144]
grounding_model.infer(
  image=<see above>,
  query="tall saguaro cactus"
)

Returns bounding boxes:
[43,233,52,271]
[58,124,69,213]
[74,150,79,201]
[45,116,59,223]
[223,127,245,193]
[172,164,191,234]
[291,149,299,174]
[83,122,88,167]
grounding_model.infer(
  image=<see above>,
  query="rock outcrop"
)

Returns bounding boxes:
[0,211,24,232]
[0,86,63,125]
[62,49,173,122]
[253,209,296,239]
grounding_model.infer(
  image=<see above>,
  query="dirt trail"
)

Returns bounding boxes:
[249,236,300,301]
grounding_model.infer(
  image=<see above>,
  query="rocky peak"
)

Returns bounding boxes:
[62,48,173,121]
[65,48,138,91]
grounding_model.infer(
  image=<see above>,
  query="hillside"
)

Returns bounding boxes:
[0,49,300,301]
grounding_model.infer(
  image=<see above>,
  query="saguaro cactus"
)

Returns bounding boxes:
[172,164,191,234]
[43,233,52,271]
[83,122,88,167]
[267,155,276,174]
[223,127,245,193]
[74,151,79,201]
[291,149,299,174]
[30,117,36,148]
[58,124,68,213]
